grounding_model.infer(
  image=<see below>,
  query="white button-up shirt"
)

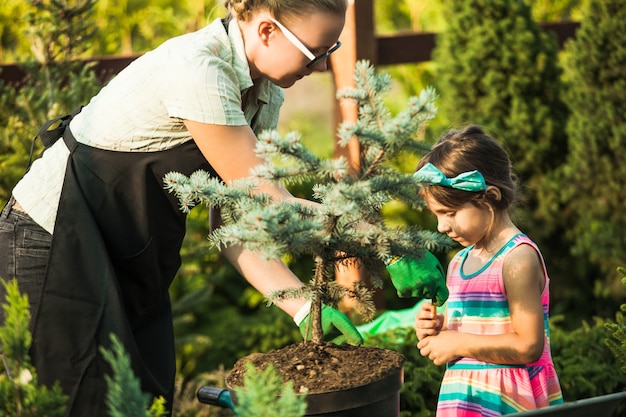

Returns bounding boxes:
[13,18,284,234]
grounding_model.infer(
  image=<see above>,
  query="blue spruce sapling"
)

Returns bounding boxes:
[164,61,451,345]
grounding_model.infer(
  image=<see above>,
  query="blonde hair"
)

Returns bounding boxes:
[223,0,347,22]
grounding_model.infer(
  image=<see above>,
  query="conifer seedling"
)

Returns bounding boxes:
[165,61,450,344]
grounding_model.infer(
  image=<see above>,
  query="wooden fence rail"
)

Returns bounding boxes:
[0,19,579,85]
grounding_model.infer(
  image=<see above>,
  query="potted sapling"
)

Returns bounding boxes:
[165,61,450,416]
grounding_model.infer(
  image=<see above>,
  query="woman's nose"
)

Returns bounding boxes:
[309,59,329,72]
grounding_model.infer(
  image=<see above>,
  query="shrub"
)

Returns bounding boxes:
[560,0,626,280]
[548,316,626,401]
[0,279,67,416]
[604,267,626,374]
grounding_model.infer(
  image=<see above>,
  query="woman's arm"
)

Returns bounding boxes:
[185,119,318,208]
[184,120,295,199]
[417,244,545,366]
[209,205,307,317]
[188,120,314,316]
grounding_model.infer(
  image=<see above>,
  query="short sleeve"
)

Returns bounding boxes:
[164,55,248,127]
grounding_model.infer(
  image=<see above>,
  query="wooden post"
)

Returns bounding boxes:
[330,0,377,172]
[330,0,385,311]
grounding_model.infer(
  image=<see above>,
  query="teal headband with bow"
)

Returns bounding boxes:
[414,163,487,192]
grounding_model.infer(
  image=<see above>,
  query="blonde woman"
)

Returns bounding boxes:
[0,1,356,415]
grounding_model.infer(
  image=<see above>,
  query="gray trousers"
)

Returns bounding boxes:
[0,196,51,339]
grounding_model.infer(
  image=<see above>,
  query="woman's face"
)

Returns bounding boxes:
[250,11,345,88]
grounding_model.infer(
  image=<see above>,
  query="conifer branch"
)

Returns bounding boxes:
[234,362,307,417]
[604,267,626,374]
[100,334,168,417]
[0,279,68,416]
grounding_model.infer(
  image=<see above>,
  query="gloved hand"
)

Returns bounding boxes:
[386,250,449,306]
[296,303,363,345]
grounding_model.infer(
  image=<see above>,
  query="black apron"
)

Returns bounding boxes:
[30,114,216,416]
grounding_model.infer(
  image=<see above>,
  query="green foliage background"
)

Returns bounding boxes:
[1,0,625,415]
[432,0,581,322]
[559,0,626,286]
[0,280,68,417]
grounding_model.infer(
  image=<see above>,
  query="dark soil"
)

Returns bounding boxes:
[226,341,405,394]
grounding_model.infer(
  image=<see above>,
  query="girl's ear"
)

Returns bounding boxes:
[484,185,502,203]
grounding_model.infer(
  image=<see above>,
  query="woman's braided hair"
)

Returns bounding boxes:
[223,0,347,22]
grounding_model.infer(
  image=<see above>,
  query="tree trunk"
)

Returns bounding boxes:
[312,255,325,344]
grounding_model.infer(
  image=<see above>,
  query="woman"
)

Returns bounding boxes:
[0,1,360,415]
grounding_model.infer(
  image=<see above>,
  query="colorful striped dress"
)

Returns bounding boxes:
[437,234,563,416]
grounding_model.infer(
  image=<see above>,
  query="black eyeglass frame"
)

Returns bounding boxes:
[305,41,342,68]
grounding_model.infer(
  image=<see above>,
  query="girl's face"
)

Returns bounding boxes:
[251,11,345,88]
[425,196,492,248]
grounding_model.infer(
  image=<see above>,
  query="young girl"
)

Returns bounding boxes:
[413,125,563,415]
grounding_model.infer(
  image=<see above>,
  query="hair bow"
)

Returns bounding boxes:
[414,163,487,192]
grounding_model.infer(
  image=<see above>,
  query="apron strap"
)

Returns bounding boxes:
[26,106,82,172]
[62,124,79,152]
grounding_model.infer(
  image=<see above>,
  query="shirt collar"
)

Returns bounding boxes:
[227,19,271,105]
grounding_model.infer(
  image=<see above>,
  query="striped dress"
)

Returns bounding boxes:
[437,234,563,416]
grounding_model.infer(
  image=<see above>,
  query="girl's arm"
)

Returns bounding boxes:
[417,244,545,365]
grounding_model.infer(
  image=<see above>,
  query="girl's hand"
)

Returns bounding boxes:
[414,301,443,341]
[417,329,460,366]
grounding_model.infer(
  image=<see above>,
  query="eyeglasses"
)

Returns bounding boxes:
[269,17,342,68]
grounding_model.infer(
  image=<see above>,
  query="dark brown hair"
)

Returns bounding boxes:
[416,125,520,213]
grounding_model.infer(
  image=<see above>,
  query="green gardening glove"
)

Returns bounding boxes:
[386,250,449,306]
[296,304,363,345]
